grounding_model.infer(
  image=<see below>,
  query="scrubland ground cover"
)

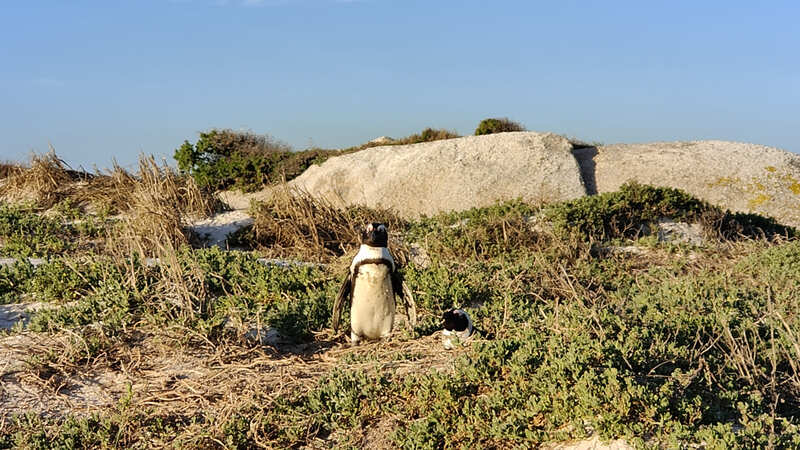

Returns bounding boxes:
[0,154,799,449]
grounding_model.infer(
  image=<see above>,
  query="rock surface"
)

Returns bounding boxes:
[579,141,800,228]
[219,136,800,229]
[290,132,586,217]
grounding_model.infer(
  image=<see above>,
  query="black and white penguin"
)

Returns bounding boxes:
[332,223,417,345]
[442,308,473,350]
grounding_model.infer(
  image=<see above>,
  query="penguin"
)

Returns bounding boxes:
[442,308,474,350]
[332,223,417,345]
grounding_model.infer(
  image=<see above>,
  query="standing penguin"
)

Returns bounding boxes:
[332,223,417,344]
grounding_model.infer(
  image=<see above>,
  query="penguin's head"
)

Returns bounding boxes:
[442,309,470,332]
[362,223,388,248]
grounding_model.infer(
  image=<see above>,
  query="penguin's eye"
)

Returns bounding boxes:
[366,224,373,233]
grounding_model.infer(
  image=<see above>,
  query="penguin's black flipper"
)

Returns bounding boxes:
[332,272,352,333]
[391,270,417,329]
[391,269,403,299]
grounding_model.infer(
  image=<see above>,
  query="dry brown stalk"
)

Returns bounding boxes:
[107,156,215,320]
[0,150,81,208]
[243,186,408,263]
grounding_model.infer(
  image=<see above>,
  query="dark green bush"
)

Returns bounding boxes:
[544,182,706,241]
[544,182,796,242]
[174,129,338,192]
[474,117,526,135]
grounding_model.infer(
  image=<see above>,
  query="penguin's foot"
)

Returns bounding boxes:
[350,331,362,346]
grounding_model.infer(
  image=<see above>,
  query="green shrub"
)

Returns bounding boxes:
[14,258,111,304]
[543,182,796,242]
[406,199,540,260]
[0,202,74,257]
[405,127,460,144]
[174,129,338,192]
[0,202,110,258]
[474,117,526,135]
[0,259,36,304]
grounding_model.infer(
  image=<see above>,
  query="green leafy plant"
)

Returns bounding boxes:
[543,182,796,242]
[474,117,526,135]
[174,129,338,192]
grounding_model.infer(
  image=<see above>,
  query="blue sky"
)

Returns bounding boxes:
[2,0,798,170]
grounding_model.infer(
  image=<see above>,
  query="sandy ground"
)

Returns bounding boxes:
[543,435,633,450]
[187,209,254,248]
[0,302,60,330]
[0,258,45,267]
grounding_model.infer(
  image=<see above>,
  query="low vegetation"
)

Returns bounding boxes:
[228,187,407,263]
[0,161,23,179]
[174,129,339,192]
[1,162,798,448]
[474,117,526,135]
[337,127,461,155]
[0,152,220,217]
[172,127,464,194]
[543,182,796,242]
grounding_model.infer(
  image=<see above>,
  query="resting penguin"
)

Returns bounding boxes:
[332,223,417,345]
[442,308,474,350]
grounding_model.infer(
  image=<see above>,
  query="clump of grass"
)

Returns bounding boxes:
[104,156,226,324]
[0,161,23,179]
[112,155,219,257]
[394,127,460,145]
[72,161,138,214]
[0,151,87,209]
[474,117,526,135]
[229,187,407,262]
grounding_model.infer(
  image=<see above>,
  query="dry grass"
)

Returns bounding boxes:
[109,156,215,320]
[235,186,408,263]
[72,161,137,214]
[2,326,454,447]
[0,161,23,180]
[0,151,222,218]
[0,151,87,208]
[82,156,221,219]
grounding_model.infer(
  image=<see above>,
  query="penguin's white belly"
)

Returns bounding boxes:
[351,264,395,339]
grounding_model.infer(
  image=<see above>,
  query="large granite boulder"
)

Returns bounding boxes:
[575,141,800,228]
[289,132,586,218]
